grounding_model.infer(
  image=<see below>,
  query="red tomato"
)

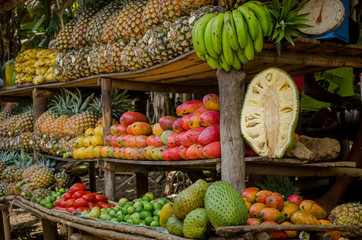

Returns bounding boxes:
[67,207,76,213]
[98,201,111,209]
[54,197,64,207]
[74,198,88,208]
[70,183,86,193]
[63,192,73,200]
[75,207,90,212]
[73,191,88,199]
[88,202,96,209]
[53,206,65,211]
[60,199,67,208]
[65,199,76,208]
[82,193,96,202]
[95,194,108,203]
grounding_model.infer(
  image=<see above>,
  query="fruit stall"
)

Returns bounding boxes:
[0,0,361,239]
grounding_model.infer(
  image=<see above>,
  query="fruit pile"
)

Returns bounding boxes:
[193,1,272,71]
[81,192,167,227]
[53,1,219,81]
[36,187,67,209]
[51,183,110,214]
[72,126,104,160]
[15,49,58,85]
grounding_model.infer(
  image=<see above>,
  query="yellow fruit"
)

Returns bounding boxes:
[281,221,298,238]
[160,202,174,227]
[84,136,92,147]
[243,198,252,210]
[94,125,103,137]
[85,128,95,137]
[90,135,103,147]
[72,149,79,160]
[318,219,341,240]
[152,123,164,136]
[85,146,95,159]
[76,136,86,148]
[299,200,327,219]
[290,210,320,225]
[77,147,86,160]
[93,146,102,158]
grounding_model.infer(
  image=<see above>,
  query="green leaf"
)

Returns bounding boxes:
[20,20,38,30]
[32,15,46,32]
[284,30,294,46]
[39,36,49,48]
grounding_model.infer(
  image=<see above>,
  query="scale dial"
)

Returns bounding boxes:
[298,0,345,35]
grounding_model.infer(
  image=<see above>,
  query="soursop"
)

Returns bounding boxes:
[183,208,209,239]
[204,181,248,236]
[166,215,184,237]
[173,179,209,219]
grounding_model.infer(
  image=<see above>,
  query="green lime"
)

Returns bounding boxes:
[45,202,53,209]
[127,206,135,214]
[116,211,123,216]
[126,218,133,224]
[49,196,56,203]
[158,198,167,206]
[110,218,119,222]
[115,205,122,211]
[143,202,153,211]
[135,207,142,213]
[153,216,159,222]
[45,196,52,202]
[59,188,65,194]
[121,207,128,215]
[118,198,128,206]
[153,202,162,210]
[135,198,142,202]
[150,200,156,204]
[124,214,130,221]
[106,208,112,214]
[36,198,42,204]
[139,222,146,226]
[132,218,141,225]
[51,191,57,196]
[130,213,141,219]
[40,199,47,206]
[154,209,161,217]
[144,216,153,226]
[100,214,112,221]
[150,221,160,227]
[109,209,116,217]
[117,214,124,222]
[142,196,151,202]
[140,210,151,219]
[126,201,135,207]
[133,201,143,208]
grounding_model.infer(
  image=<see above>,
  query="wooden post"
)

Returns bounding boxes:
[33,88,49,161]
[101,78,112,145]
[1,210,10,240]
[135,172,148,198]
[217,69,246,192]
[0,209,4,240]
[88,162,96,192]
[104,162,116,201]
[68,226,74,240]
[42,218,58,240]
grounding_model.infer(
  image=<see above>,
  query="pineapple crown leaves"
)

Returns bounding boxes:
[269,0,312,55]
[14,149,34,169]
[255,175,300,199]
[0,150,19,166]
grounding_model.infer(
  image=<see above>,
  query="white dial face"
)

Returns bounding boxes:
[299,0,345,35]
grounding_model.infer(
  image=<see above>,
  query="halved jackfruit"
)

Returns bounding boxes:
[241,68,299,158]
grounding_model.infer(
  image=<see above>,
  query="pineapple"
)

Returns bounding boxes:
[0,182,7,196]
[135,30,155,68]
[121,39,142,71]
[180,0,216,14]
[158,0,183,22]
[54,172,71,189]
[329,202,362,237]
[13,150,34,181]
[2,166,19,183]
[30,165,55,188]
[142,0,162,30]
[17,132,34,152]
[6,182,21,195]
[55,19,76,53]
[0,109,14,123]
[108,41,127,72]
[148,22,176,65]
[50,115,69,138]
[101,11,122,44]
[31,188,52,201]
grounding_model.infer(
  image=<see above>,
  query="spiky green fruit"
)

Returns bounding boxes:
[204,181,248,236]
[173,179,209,220]
[166,215,184,237]
[183,208,209,239]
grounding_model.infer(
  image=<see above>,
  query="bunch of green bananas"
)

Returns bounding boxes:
[192,1,273,72]
[220,0,245,11]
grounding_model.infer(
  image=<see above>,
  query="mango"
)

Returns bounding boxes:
[200,111,220,127]
[246,218,261,225]
[189,106,208,129]
[203,94,220,111]
[281,221,298,238]
[120,111,148,126]
[281,203,299,220]
[172,118,184,133]
[319,219,341,240]
[242,187,259,204]
[176,100,204,117]
[203,141,221,158]
[197,124,220,146]
[130,122,152,136]
[249,203,266,218]
[259,207,285,223]
[290,210,320,225]
[266,192,285,210]
[256,190,273,204]
[159,116,177,130]
[160,202,174,227]
[299,200,327,219]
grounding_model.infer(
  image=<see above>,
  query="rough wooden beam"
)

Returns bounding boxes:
[101,78,112,145]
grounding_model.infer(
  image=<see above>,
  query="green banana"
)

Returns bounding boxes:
[236,48,249,65]
[253,18,263,53]
[224,11,240,51]
[192,18,205,60]
[222,26,234,65]
[244,31,254,61]
[219,54,231,72]
[204,16,219,59]
[193,13,216,55]
[238,5,260,41]
[243,1,272,37]
[205,54,219,69]
[232,9,248,49]
[211,13,224,55]
[231,51,242,70]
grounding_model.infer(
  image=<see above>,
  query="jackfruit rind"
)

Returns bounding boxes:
[204,181,248,235]
[241,67,299,158]
[173,179,209,220]
[183,208,209,239]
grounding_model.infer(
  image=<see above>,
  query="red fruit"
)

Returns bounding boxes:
[63,192,73,200]
[256,190,273,204]
[261,221,287,239]
[260,208,285,223]
[176,100,204,117]
[167,132,178,147]
[111,135,119,147]
[116,134,127,147]
[127,125,133,135]
[98,202,111,209]
[131,122,152,136]
[159,116,177,130]
[76,207,90,212]
[266,192,285,210]
[197,124,220,146]
[146,135,156,146]
[122,135,131,147]
[189,106,208,129]
[200,111,220,127]
[203,94,220,111]
[181,114,193,130]
[116,124,127,135]
[153,135,164,147]
[170,147,182,160]
[113,147,121,159]
[242,187,260,204]
[107,147,115,158]
[73,191,88,199]
[135,135,148,148]
[74,198,88,208]
[195,145,205,159]
[82,193,96,202]
[105,135,112,146]
[178,145,188,160]
[54,198,64,207]
[53,207,66,211]
[67,207,76,213]
[246,218,262,225]
[70,183,86,193]
[110,124,120,136]
[137,148,146,160]
[95,194,108,203]
[186,128,205,144]
[175,132,186,146]
[119,147,126,159]
[129,147,139,160]
[287,194,303,206]
[163,148,172,161]
[60,199,67,207]
[88,202,96,209]
[203,141,221,158]
[65,199,76,208]
[172,118,184,133]
[249,203,267,218]
[120,112,148,126]
[129,135,137,148]
[186,144,199,159]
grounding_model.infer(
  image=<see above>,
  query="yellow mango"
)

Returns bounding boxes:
[299,200,327,219]
[290,210,320,225]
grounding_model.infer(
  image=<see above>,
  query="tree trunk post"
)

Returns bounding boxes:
[42,218,58,240]
[104,162,116,201]
[101,78,112,146]
[135,172,148,198]
[1,209,10,240]
[217,69,246,192]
